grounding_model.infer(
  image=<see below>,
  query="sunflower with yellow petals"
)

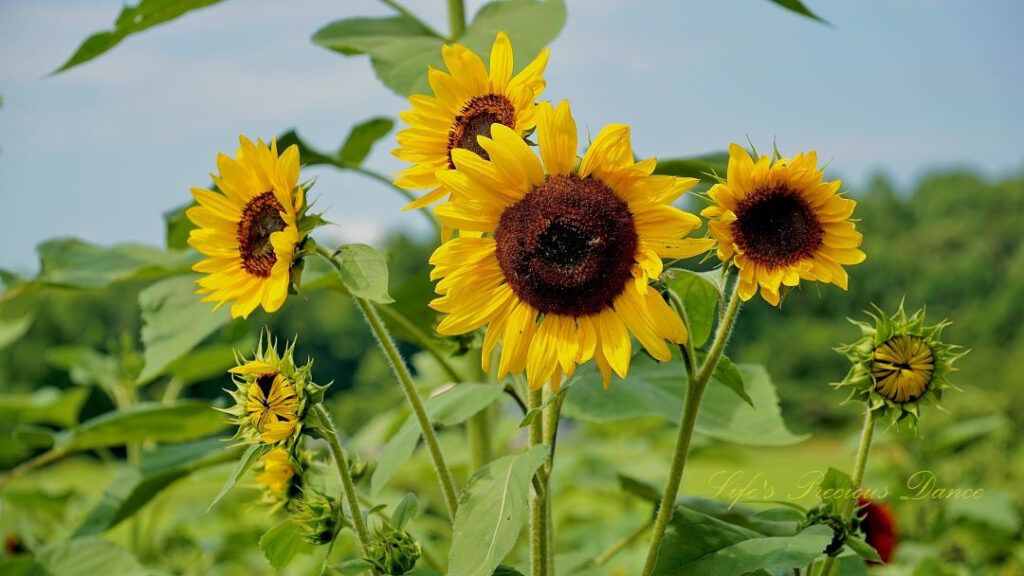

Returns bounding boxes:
[393,31,549,209]
[254,447,296,497]
[428,100,714,390]
[702,143,866,305]
[188,136,312,319]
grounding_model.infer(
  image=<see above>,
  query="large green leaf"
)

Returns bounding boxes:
[371,382,505,494]
[34,238,194,289]
[28,537,146,576]
[661,269,719,348]
[75,438,239,537]
[56,401,227,451]
[651,506,832,576]
[45,345,121,389]
[313,0,566,97]
[0,314,32,350]
[335,244,394,304]
[339,117,395,165]
[166,340,246,387]
[137,273,232,384]
[447,445,549,576]
[55,0,225,73]
[562,356,806,446]
[163,202,196,250]
[0,387,90,428]
[209,443,262,510]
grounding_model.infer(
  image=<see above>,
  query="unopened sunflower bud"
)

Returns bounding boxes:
[290,489,340,546]
[834,303,967,433]
[222,332,322,446]
[363,522,422,576]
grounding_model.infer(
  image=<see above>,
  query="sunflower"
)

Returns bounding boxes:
[428,100,714,390]
[393,31,549,210]
[187,136,308,319]
[835,303,967,432]
[254,447,295,496]
[702,143,866,305]
[224,333,320,445]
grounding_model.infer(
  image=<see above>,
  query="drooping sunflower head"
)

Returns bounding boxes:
[428,100,714,390]
[835,303,967,432]
[224,332,322,445]
[701,143,866,305]
[254,447,296,500]
[393,31,549,209]
[188,136,320,319]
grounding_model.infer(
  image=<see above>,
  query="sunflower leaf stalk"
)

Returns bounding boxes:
[315,245,461,518]
[641,281,743,576]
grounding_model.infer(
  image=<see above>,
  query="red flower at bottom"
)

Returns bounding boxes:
[857,496,899,564]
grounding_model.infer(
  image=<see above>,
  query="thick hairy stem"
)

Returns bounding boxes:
[447,0,466,38]
[529,389,549,576]
[314,404,371,550]
[641,282,743,576]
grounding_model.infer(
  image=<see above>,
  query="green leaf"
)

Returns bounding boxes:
[448,445,550,576]
[0,314,32,350]
[34,238,194,289]
[29,537,146,576]
[209,443,263,510]
[137,273,233,384]
[313,0,566,97]
[75,438,238,537]
[618,474,662,504]
[55,0,225,73]
[45,345,120,389]
[818,467,855,514]
[518,388,565,428]
[336,244,394,304]
[765,0,830,25]
[391,493,419,529]
[651,505,832,576]
[260,519,315,570]
[661,268,718,347]
[334,558,376,575]
[492,567,526,576]
[56,401,227,452]
[562,356,806,446]
[926,413,1009,455]
[277,130,339,167]
[654,152,729,182]
[339,117,395,165]
[0,387,90,428]
[845,535,881,563]
[166,341,244,387]
[372,382,505,494]
[702,353,753,407]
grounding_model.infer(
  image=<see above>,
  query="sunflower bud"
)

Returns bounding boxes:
[834,302,967,433]
[290,488,340,546]
[363,522,422,576]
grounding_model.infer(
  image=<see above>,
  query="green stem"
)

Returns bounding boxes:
[529,389,549,576]
[317,246,460,518]
[447,0,466,39]
[641,282,743,576]
[313,404,371,550]
[541,389,564,575]
[0,446,68,491]
[594,521,653,567]
[355,296,461,518]
[820,409,875,576]
[379,0,445,38]
[666,290,698,383]
[373,302,464,383]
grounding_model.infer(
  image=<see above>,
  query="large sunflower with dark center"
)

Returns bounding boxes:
[187,136,305,318]
[393,32,550,209]
[703,143,866,305]
[429,100,713,390]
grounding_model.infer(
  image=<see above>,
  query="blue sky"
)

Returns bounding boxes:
[1,0,1022,271]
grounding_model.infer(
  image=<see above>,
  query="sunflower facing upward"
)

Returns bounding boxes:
[393,32,549,210]
[187,137,306,319]
[429,100,714,390]
[702,143,866,305]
